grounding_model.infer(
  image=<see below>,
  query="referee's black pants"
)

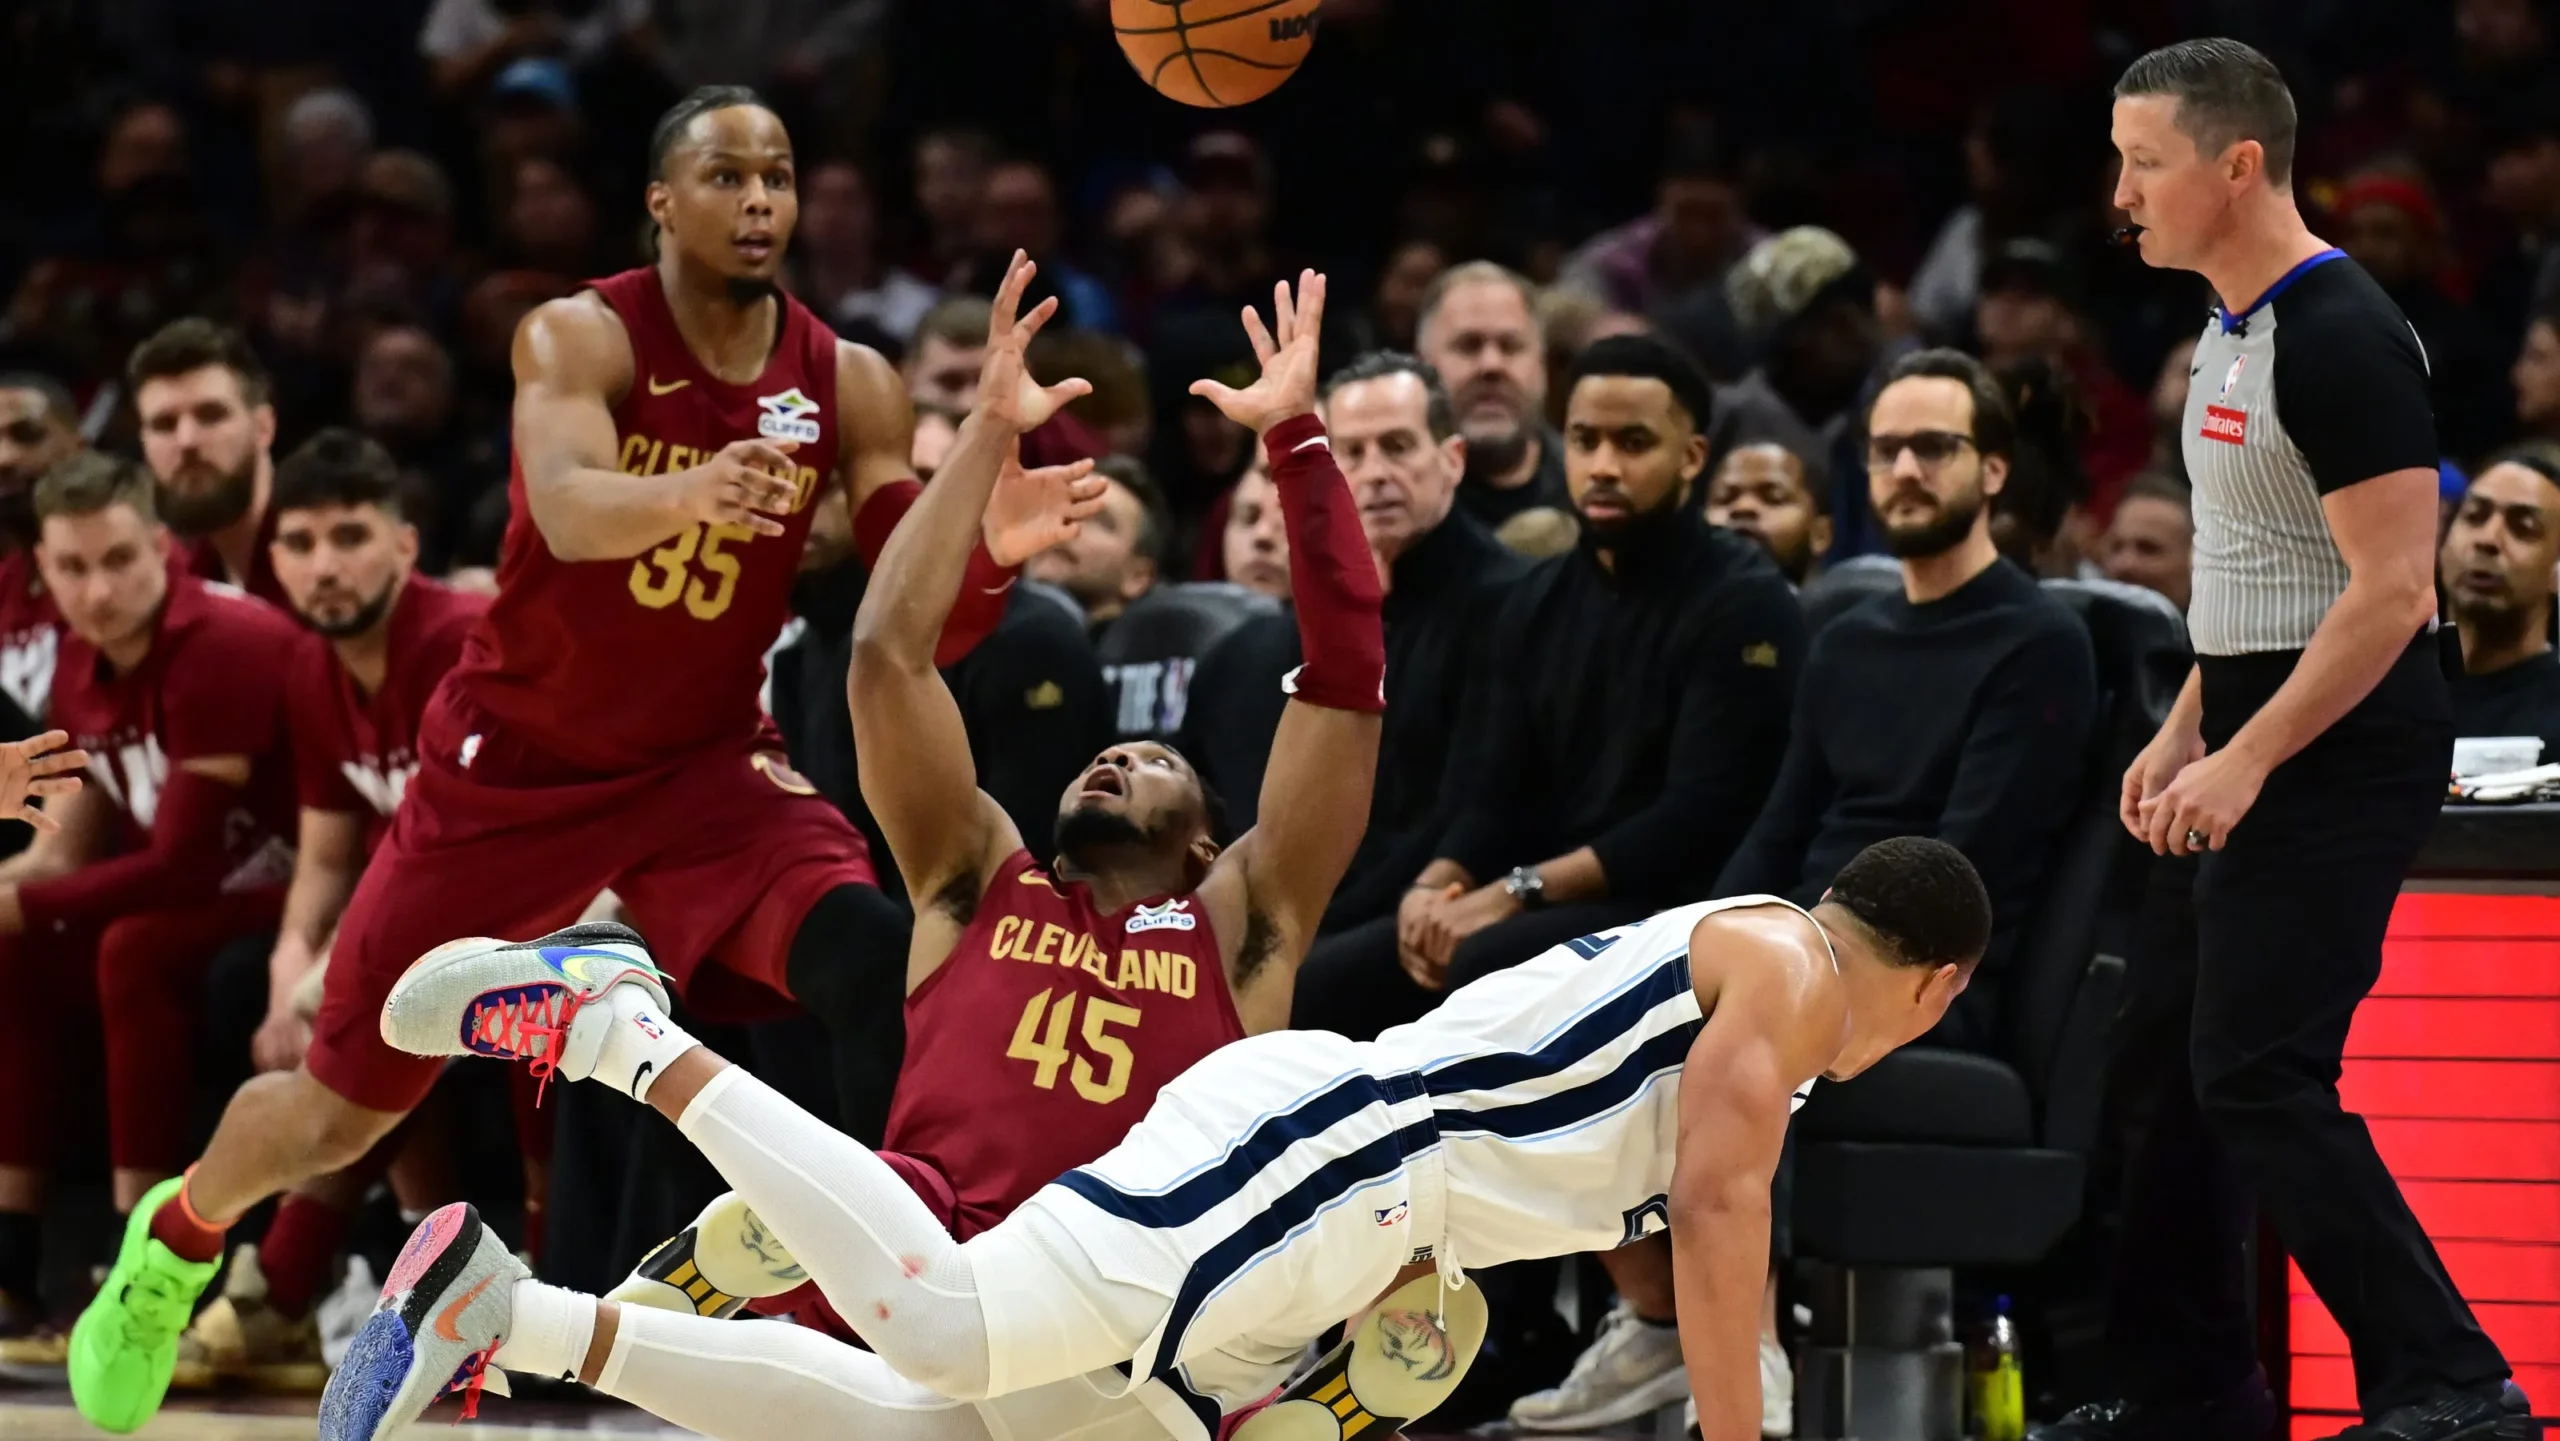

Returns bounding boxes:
[2105,639,2508,1415]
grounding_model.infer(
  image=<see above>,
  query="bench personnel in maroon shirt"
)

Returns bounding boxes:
[127,321,293,612]
[0,453,299,1344]
[76,84,1106,1423]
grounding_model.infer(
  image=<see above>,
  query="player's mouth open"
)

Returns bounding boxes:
[1078,767,1126,799]
[734,236,775,260]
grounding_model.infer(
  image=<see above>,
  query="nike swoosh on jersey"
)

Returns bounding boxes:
[648,376,691,395]
[435,1272,497,1342]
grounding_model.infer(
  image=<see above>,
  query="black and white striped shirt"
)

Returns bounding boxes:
[2181,250,2436,655]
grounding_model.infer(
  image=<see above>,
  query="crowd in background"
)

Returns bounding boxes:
[14,0,2560,1430]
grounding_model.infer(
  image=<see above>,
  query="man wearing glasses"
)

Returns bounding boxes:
[1714,347,2097,1049]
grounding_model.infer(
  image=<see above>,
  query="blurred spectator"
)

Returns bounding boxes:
[1309,335,1801,1038]
[130,320,290,609]
[1713,226,1883,557]
[1168,132,1280,315]
[1416,262,1566,527]
[420,0,650,100]
[909,402,960,480]
[8,100,228,398]
[1219,458,1290,602]
[0,378,82,499]
[1984,355,2096,579]
[1558,135,1759,319]
[1363,239,1449,353]
[1908,89,2090,341]
[1186,353,1527,987]
[1026,455,1166,634]
[353,324,497,572]
[275,89,375,231]
[479,59,589,195]
[912,126,996,276]
[0,375,81,728]
[904,296,988,412]
[2329,169,2502,463]
[792,160,936,343]
[2148,335,2198,479]
[501,156,601,278]
[349,151,460,321]
[1704,441,1829,585]
[1029,329,1152,459]
[2443,452,2560,754]
[901,295,1105,473]
[2098,473,2194,611]
[1973,240,2148,523]
[2474,95,2560,370]
[966,159,1119,333]
[653,0,890,96]
[1719,348,2097,1044]
[2512,306,2560,448]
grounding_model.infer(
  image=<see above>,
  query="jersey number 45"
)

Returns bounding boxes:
[1006,988,1142,1106]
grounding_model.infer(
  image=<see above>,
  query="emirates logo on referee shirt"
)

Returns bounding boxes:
[2200,404,2248,445]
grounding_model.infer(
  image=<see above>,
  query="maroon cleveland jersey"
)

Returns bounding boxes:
[0,550,61,724]
[287,576,486,855]
[885,850,1248,1238]
[448,267,840,773]
[51,575,300,887]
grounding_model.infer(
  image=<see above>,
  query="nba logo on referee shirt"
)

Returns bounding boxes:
[2219,354,2247,397]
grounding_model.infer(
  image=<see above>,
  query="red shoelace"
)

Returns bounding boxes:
[466,988,596,1106]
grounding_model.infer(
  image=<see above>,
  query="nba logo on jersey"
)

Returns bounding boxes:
[1374,1201,1409,1228]
[758,387,823,444]
[2219,353,2247,397]
[1128,899,1198,934]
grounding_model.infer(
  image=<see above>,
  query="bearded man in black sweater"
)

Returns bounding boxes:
[1718,347,2098,1048]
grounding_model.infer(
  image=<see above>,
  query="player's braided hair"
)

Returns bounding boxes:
[649,85,769,181]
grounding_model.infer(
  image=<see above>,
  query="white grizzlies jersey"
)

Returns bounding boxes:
[1015,894,1824,1434]
[1372,893,1821,1268]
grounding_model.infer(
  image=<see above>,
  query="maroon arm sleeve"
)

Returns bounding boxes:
[1265,414,1386,713]
[852,480,1017,668]
[20,767,245,927]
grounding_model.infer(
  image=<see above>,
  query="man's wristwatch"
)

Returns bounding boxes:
[1504,866,1547,909]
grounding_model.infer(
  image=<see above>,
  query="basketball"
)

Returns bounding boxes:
[1112,0,1320,109]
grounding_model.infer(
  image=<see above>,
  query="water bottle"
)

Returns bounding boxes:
[1967,1296,2024,1441]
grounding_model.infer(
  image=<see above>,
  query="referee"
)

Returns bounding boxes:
[2037,39,2530,1441]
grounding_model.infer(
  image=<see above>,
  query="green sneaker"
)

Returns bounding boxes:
[69,1178,219,1433]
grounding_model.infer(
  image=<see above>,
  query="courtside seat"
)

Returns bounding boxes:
[1798,555,1903,634]
[1785,577,2189,1439]
[1090,582,1279,670]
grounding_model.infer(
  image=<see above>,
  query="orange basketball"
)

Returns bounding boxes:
[1112,0,1320,108]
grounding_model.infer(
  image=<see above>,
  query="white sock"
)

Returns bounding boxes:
[492,1279,595,1381]
[579,982,700,1101]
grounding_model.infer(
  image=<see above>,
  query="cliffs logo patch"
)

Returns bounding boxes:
[753,752,818,796]
[2219,353,2248,397]
[2200,404,2247,446]
[1741,641,1779,669]
[1128,899,1197,934]
[757,387,822,444]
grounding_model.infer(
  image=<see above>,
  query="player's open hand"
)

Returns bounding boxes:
[984,440,1108,568]
[0,730,87,833]
[978,250,1092,435]
[1190,270,1326,437]
[681,437,803,538]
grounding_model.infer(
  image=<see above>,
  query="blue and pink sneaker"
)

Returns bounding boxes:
[317,1203,525,1441]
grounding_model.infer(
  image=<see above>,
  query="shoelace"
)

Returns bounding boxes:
[439,1340,500,1422]
[119,1271,190,1348]
[468,989,595,1106]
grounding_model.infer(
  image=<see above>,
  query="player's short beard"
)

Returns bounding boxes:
[156,458,258,539]
[301,579,399,640]
[726,276,781,309]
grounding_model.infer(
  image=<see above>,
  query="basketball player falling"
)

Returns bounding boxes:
[69,85,1103,1435]
[601,268,1383,1360]
[340,803,1991,1441]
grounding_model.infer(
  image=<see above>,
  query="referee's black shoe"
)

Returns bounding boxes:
[2315,1382,2540,1441]
[2026,1382,2277,1441]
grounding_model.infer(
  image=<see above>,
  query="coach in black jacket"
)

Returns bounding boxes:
[1292,334,1803,1039]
